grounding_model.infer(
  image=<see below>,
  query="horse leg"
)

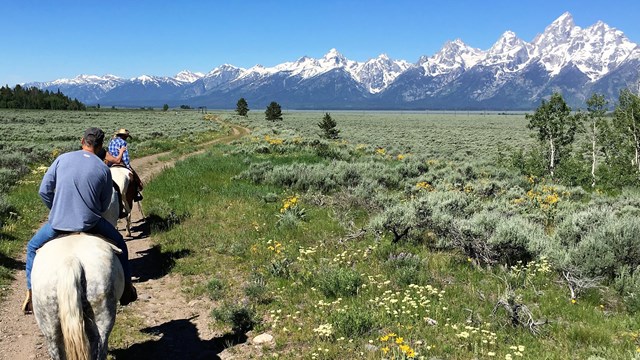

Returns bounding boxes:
[126,212,132,237]
[138,201,145,219]
[33,306,64,360]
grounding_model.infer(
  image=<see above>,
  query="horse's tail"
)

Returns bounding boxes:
[57,256,91,360]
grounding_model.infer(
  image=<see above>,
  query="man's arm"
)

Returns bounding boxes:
[106,146,126,164]
[38,159,58,209]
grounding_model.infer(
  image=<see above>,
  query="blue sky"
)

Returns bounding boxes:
[2,0,639,85]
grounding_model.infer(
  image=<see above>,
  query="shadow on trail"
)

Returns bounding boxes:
[129,245,191,283]
[110,317,248,360]
[0,252,25,271]
[124,215,190,283]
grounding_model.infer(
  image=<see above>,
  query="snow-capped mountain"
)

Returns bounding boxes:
[174,70,204,83]
[24,12,640,109]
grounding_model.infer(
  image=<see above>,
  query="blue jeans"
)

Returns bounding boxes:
[25,218,131,289]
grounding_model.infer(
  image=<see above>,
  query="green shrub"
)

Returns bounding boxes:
[268,257,292,279]
[205,277,226,300]
[369,201,418,243]
[568,234,615,278]
[244,275,271,304]
[317,266,364,298]
[211,302,259,333]
[386,252,428,286]
[489,216,542,265]
[330,307,375,337]
[613,266,640,313]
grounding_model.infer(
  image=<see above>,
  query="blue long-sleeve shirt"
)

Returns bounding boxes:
[39,150,112,231]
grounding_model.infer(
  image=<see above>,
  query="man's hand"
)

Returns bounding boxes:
[119,146,127,155]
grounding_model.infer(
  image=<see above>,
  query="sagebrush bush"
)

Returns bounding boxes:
[489,216,542,265]
[330,306,375,337]
[369,201,418,243]
[613,266,640,313]
[386,252,428,285]
[316,266,364,298]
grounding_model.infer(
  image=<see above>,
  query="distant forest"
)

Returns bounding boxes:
[0,85,85,110]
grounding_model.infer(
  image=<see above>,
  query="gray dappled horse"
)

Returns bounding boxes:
[31,189,125,360]
[31,234,124,360]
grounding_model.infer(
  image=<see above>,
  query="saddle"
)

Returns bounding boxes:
[113,164,144,204]
[46,232,123,254]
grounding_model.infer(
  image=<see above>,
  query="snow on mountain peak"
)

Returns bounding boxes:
[421,39,485,76]
[484,31,531,70]
[175,70,204,83]
[322,48,348,66]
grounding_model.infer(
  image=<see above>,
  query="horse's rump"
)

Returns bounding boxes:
[31,234,125,360]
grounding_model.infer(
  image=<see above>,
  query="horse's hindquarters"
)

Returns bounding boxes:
[31,234,125,360]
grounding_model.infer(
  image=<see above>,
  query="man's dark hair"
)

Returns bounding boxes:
[83,127,105,149]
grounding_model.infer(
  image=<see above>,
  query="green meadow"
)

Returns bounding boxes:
[2,109,640,358]
[135,111,640,359]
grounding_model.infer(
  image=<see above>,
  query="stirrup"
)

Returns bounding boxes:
[22,290,33,315]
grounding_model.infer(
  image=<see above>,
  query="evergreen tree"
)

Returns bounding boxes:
[526,92,579,177]
[236,97,249,116]
[265,101,283,121]
[163,103,169,111]
[318,112,340,139]
[0,85,85,110]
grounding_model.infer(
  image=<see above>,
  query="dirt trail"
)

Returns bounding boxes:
[0,124,250,360]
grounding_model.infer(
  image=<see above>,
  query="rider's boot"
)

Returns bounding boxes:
[22,289,32,315]
[120,282,137,306]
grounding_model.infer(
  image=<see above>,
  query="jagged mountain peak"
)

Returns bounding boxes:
[533,12,580,49]
[174,70,204,83]
[420,39,485,76]
[552,12,575,29]
[322,48,348,65]
[24,12,640,110]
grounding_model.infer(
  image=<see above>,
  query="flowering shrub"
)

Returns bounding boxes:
[276,195,306,227]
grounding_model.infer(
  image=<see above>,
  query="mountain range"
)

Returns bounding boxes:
[25,12,640,110]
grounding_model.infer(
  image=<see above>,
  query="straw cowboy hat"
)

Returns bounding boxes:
[115,128,131,138]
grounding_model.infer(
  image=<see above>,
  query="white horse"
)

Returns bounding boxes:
[109,166,132,237]
[31,234,125,360]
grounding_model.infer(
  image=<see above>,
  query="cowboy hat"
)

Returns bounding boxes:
[115,128,131,138]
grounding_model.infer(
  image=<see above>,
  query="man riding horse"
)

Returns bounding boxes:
[108,128,143,202]
[22,127,138,314]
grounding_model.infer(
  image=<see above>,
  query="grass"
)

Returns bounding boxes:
[231,110,534,162]
[133,140,640,359]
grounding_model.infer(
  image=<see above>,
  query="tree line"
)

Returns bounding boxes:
[516,89,640,191]
[0,85,85,110]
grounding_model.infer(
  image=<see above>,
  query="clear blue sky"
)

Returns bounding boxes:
[2,0,639,85]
